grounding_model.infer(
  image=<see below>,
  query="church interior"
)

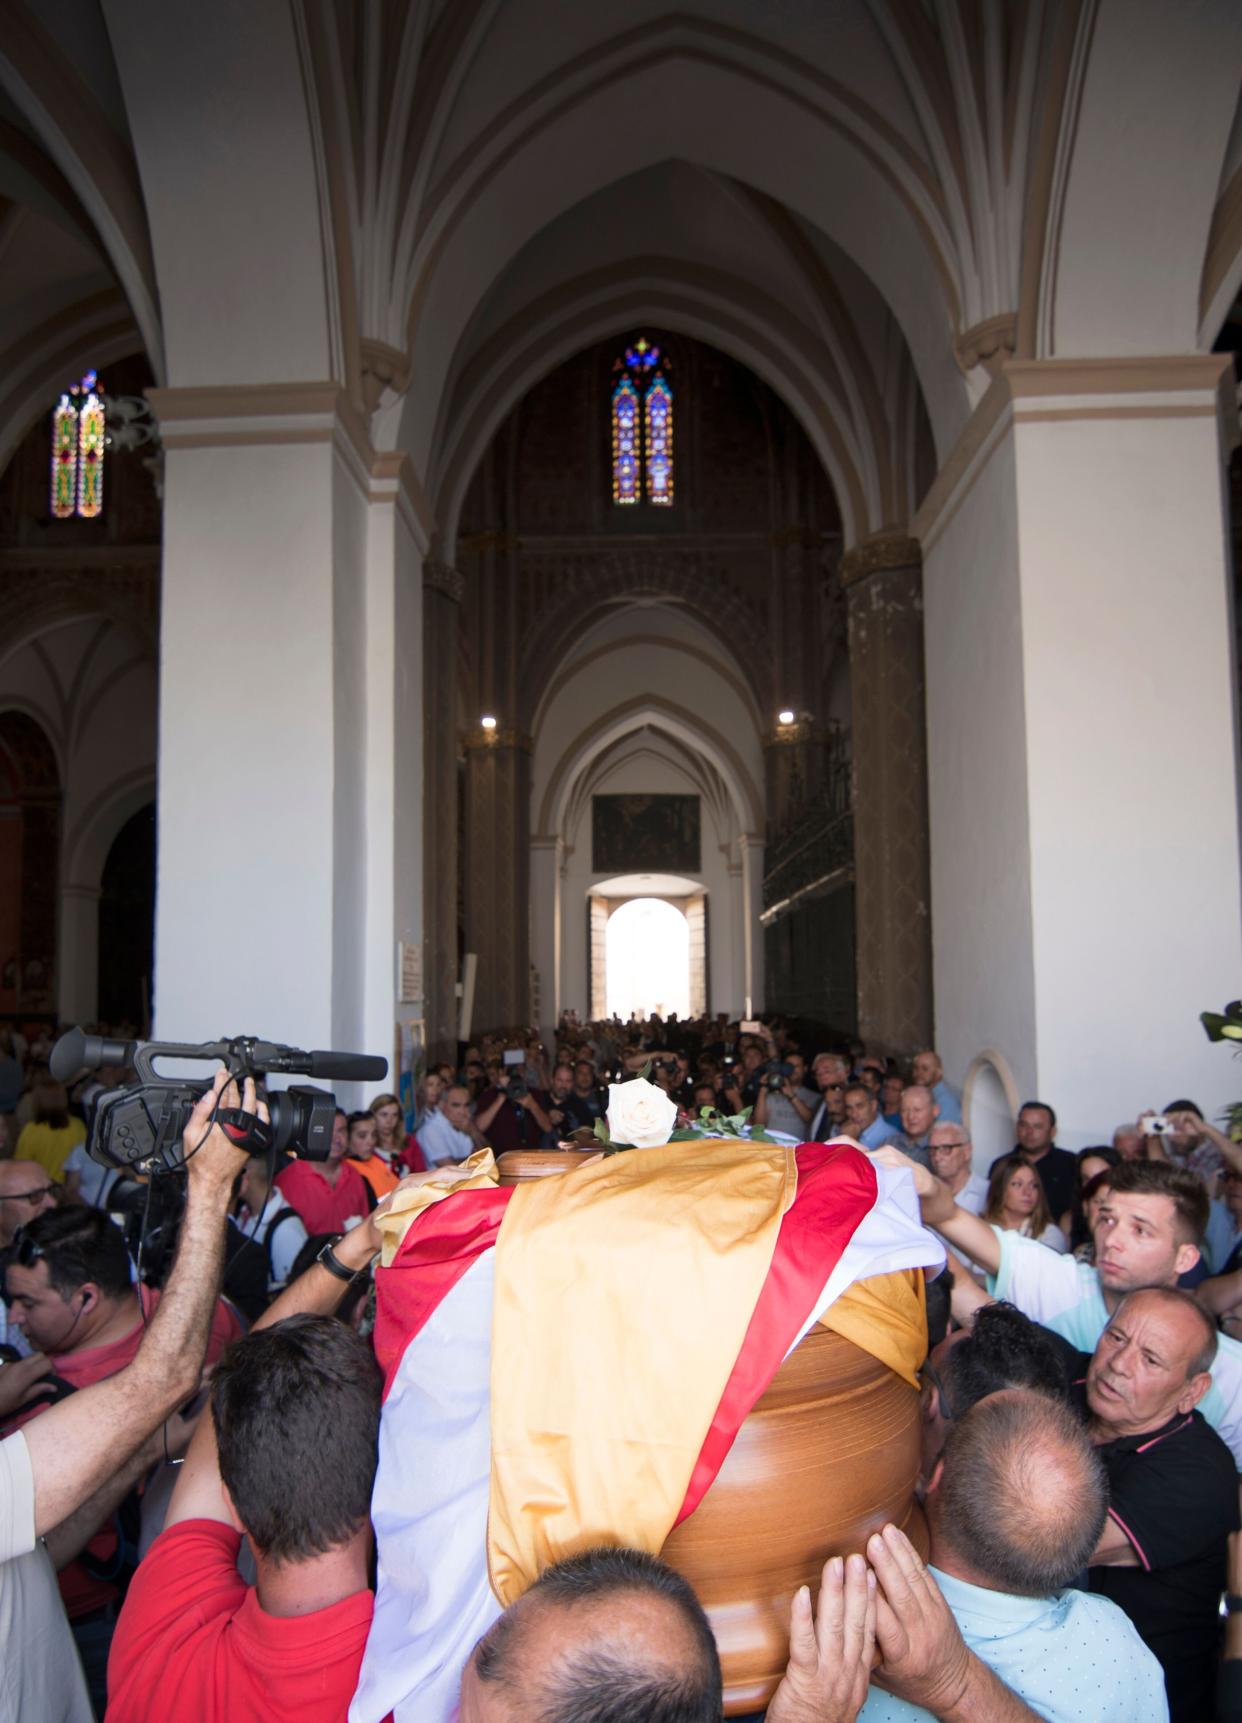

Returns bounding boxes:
[1,0,1242,1155]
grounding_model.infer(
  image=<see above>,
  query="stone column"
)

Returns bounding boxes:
[841,533,932,1057]
[738,832,765,1016]
[463,727,532,1031]
[57,883,101,1025]
[423,561,463,1061]
[529,835,562,1039]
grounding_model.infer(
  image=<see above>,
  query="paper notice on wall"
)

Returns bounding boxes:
[398,941,423,1004]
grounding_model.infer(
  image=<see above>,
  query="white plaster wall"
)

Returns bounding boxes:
[154,441,338,1046]
[923,427,1038,1107]
[1014,406,1242,1143]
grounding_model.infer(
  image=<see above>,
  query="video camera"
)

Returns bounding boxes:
[50,1028,388,1175]
[764,1059,795,1090]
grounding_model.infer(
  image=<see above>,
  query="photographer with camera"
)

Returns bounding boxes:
[752,1051,817,1140]
[0,1071,258,1722]
[475,1060,553,1153]
[104,1163,408,1723]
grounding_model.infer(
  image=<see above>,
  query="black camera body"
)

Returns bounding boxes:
[51,1028,387,1174]
[764,1059,795,1090]
[505,1074,528,1101]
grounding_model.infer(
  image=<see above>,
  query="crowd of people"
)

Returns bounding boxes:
[0,1011,1241,1720]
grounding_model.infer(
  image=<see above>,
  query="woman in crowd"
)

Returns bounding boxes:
[371,1091,427,1174]
[15,1076,85,1182]
[983,1153,1068,1253]
[414,1072,444,1132]
[1059,1146,1121,1258]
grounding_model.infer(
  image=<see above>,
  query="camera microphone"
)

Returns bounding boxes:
[305,1050,389,1082]
[248,1042,388,1082]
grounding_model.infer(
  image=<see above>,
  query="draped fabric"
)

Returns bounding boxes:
[353,1140,943,1723]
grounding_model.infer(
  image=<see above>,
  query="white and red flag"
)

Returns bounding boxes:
[349,1139,942,1723]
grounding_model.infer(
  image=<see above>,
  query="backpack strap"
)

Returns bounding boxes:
[262,1206,302,1283]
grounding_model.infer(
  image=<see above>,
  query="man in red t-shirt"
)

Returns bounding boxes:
[275,1107,372,1234]
[106,1206,395,1723]
[4,1205,243,1707]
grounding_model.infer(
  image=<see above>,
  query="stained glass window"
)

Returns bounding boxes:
[51,396,77,519]
[49,370,106,519]
[612,375,640,505]
[610,337,674,507]
[645,375,673,506]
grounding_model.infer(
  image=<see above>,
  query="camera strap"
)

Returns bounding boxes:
[216,1109,274,1155]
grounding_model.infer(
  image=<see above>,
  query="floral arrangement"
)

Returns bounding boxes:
[590,1070,776,1154]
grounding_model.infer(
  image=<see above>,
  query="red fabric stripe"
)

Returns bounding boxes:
[673,1141,878,1525]
[372,1187,513,1393]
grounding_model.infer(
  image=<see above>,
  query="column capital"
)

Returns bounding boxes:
[762,719,817,749]
[462,727,533,754]
[839,533,922,592]
[423,560,464,603]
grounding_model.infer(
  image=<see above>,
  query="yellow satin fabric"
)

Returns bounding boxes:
[372,1149,499,1267]
[818,1267,927,1390]
[486,1141,795,1605]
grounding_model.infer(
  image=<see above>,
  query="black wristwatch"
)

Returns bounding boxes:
[1226,1594,1242,1615]
[316,1236,364,1283]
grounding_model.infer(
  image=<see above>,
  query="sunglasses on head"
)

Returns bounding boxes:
[11,1229,47,1268]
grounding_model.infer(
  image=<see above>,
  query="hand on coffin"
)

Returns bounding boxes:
[870,1146,955,1227]
[868,1523,970,1711]
[766,1552,875,1723]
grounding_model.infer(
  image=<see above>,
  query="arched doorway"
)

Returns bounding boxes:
[97,801,155,1030]
[0,711,60,1018]
[604,897,691,1022]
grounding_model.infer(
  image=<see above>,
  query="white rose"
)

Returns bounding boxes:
[606,1078,679,1149]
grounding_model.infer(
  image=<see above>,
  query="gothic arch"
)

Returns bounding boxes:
[432,263,874,552]
[538,694,763,842]
[518,560,773,732]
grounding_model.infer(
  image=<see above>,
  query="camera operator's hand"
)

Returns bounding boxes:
[495,1070,511,1091]
[0,1351,53,1421]
[183,1069,268,1192]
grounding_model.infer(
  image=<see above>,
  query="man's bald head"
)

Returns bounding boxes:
[461,1547,721,1723]
[928,1388,1106,1597]
[0,1159,57,1246]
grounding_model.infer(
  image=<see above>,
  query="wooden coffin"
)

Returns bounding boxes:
[494,1146,924,1713]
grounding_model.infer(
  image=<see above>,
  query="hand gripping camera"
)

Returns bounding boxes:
[50,1028,388,1175]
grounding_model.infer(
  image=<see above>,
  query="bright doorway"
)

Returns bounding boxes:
[604,897,690,1020]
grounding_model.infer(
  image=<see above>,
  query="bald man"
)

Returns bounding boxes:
[460,1546,721,1722]
[910,1050,961,1124]
[858,1390,1165,1722]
